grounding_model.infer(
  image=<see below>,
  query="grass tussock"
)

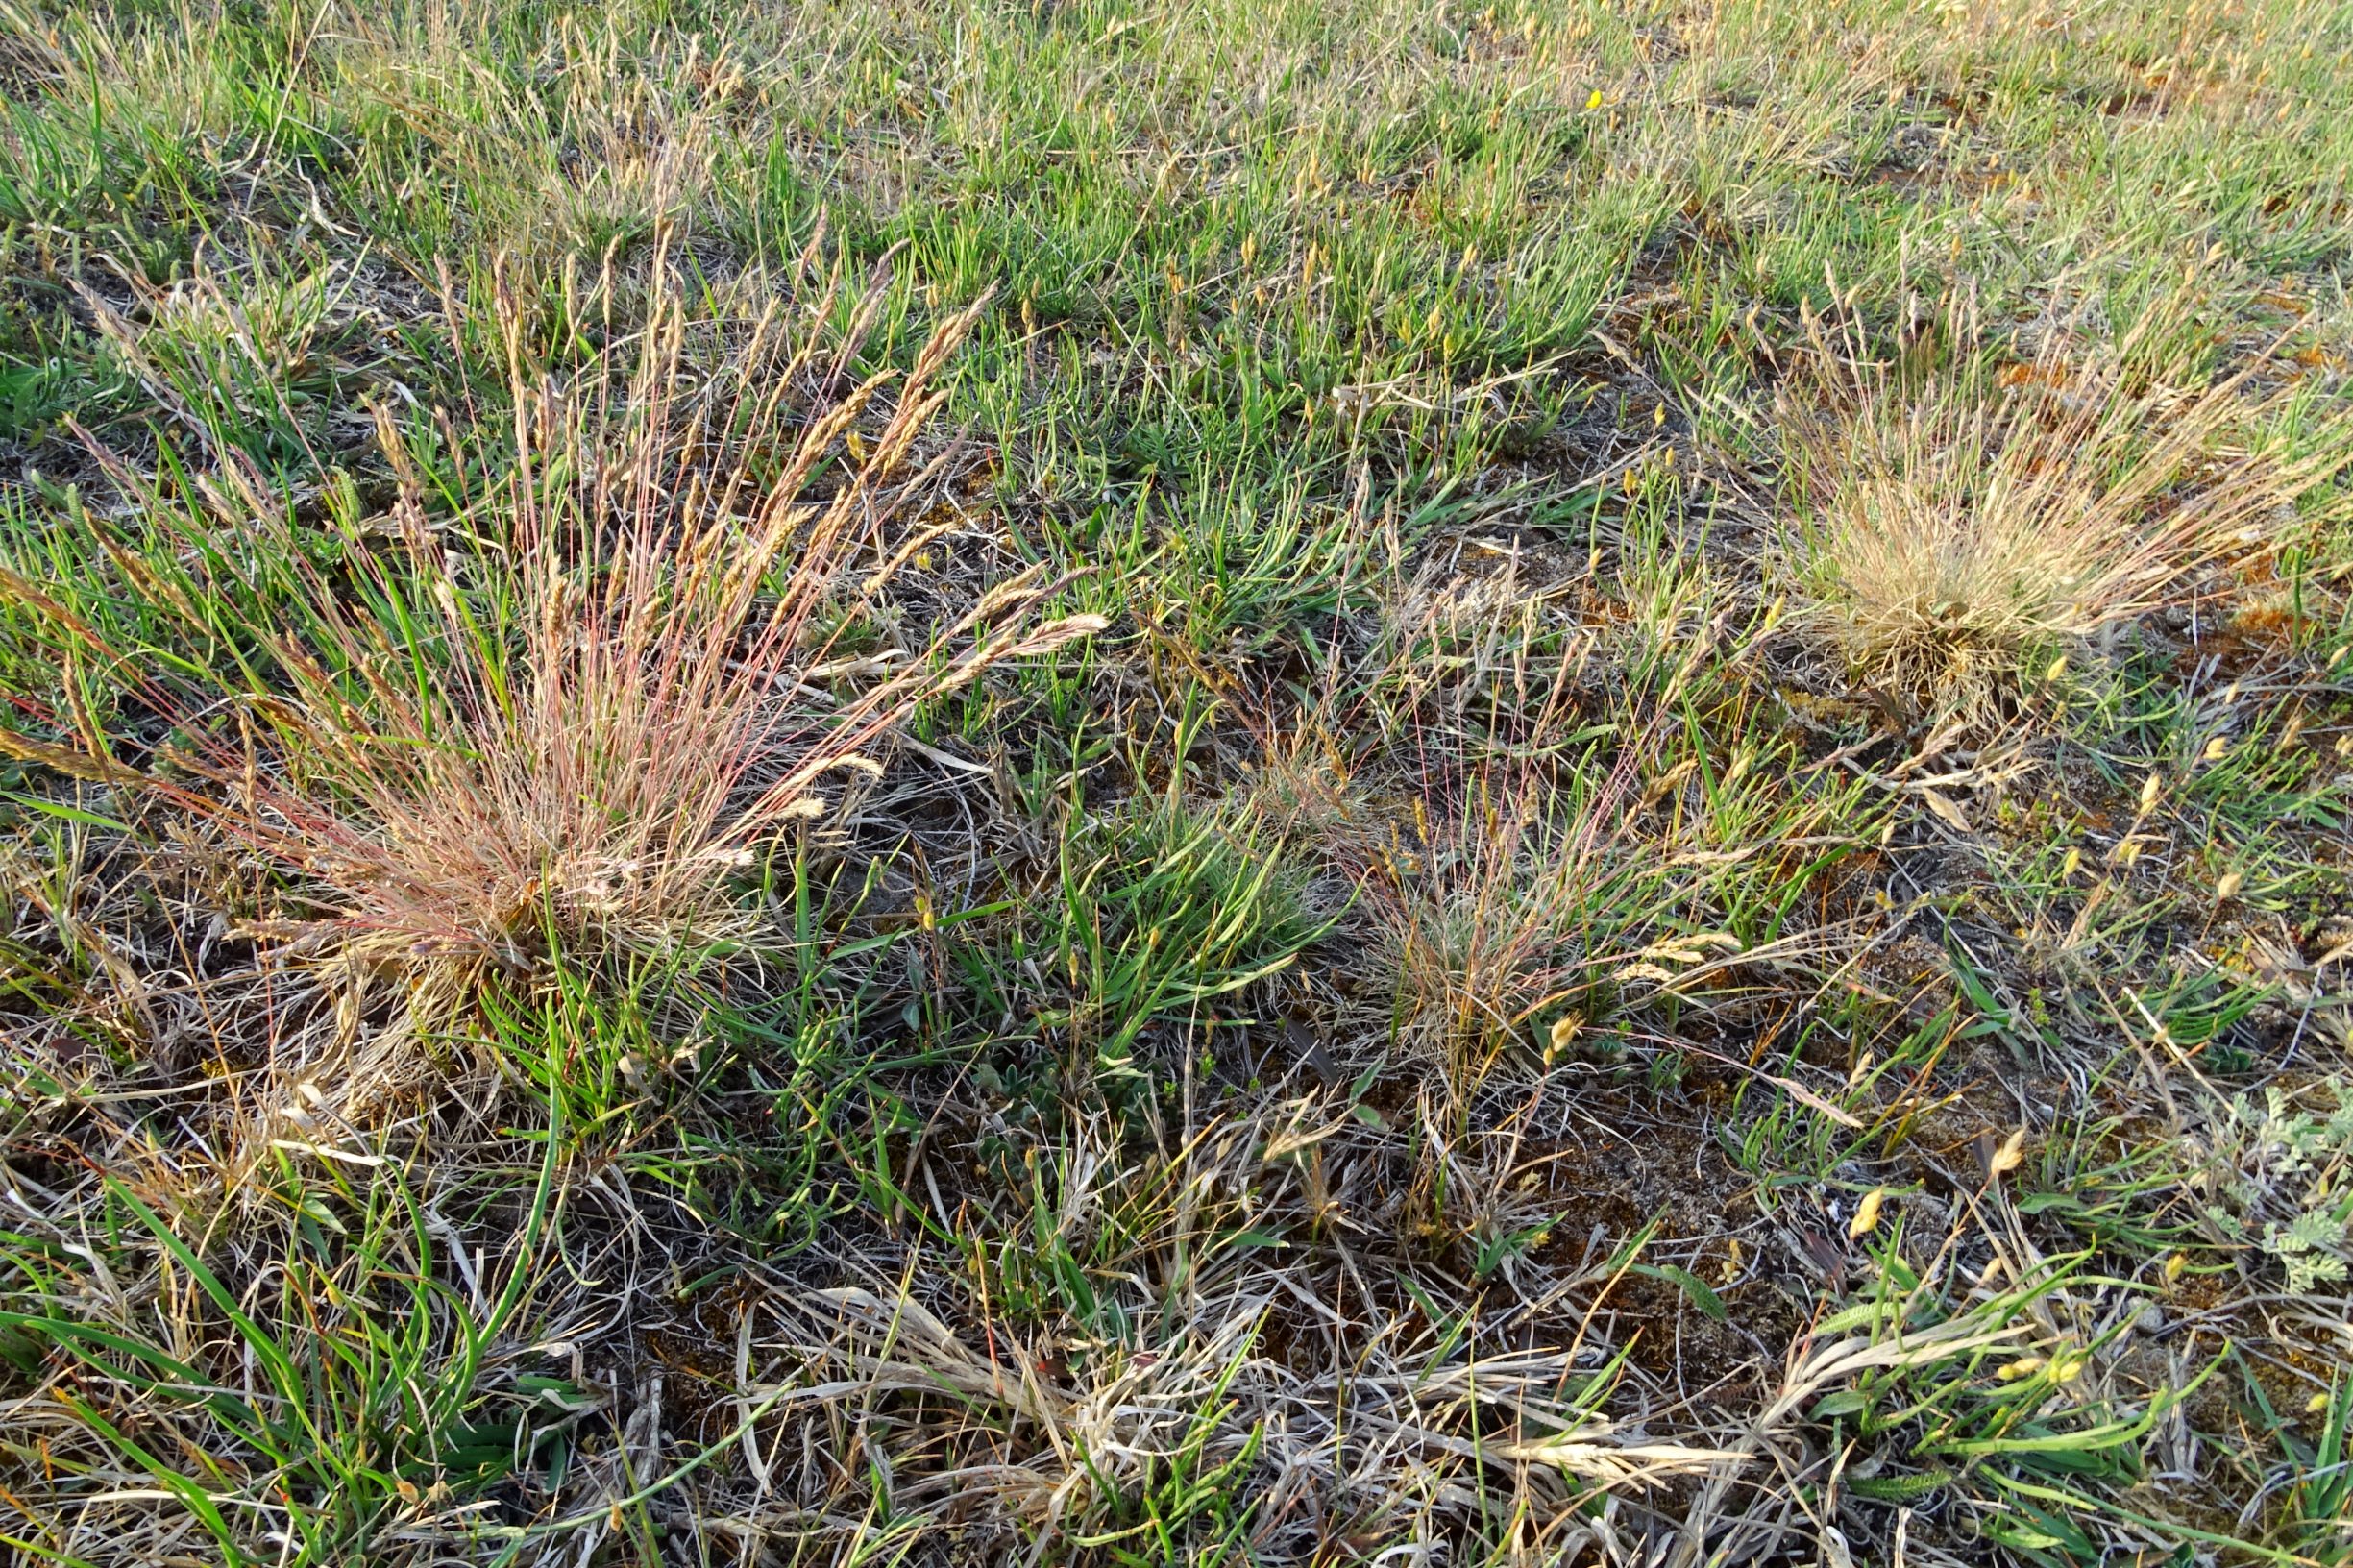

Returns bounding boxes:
[1784,293,2336,712]
[1,251,1100,1033]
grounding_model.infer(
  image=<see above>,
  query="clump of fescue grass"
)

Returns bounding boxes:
[1782,292,2333,715]
[1249,535,1887,1094]
[1235,582,1643,1084]
[1376,740,1648,1075]
[1245,567,1761,1091]
[0,248,1101,1048]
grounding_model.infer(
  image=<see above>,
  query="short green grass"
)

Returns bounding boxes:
[5,0,2353,1562]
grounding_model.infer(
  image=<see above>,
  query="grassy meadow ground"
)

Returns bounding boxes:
[5,0,2353,1561]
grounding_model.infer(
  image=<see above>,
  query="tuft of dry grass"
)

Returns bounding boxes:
[1375,735,1648,1078]
[1782,294,2332,713]
[0,248,1100,1041]
[1242,561,1752,1092]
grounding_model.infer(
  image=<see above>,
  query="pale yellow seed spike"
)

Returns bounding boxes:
[2217,870,2243,900]
[2139,772,2163,814]
[1848,1188,1885,1238]
[2061,846,2082,878]
[2163,1252,2187,1284]
[2202,735,2229,763]
[1990,1128,2027,1177]
[1654,403,1667,427]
